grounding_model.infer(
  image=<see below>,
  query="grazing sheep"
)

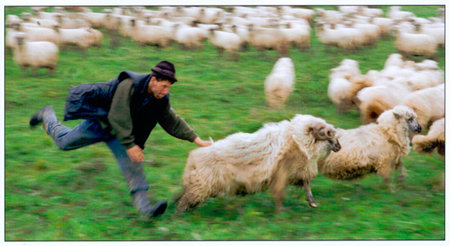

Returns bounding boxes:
[6,14,21,26]
[208,29,241,60]
[356,81,411,124]
[128,19,174,47]
[82,11,109,28]
[54,26,101,51]
[419,24,445,48]
[13,32,59,75]
[316,23,365,50]
[401,84,444,130]
[328,59,372,112]
[318,105,422,189]
[280,6,315,22]
[21,12,59,28]
[264,57,295,108]
[19,23,60,44]
[394,31,438,58]
[279,23,311,49]
[412,118,445,156]
[371,17,395,38]
[198,7,224,24]
[388,6,415,22]
[176,114,341,213]
[316,8,345,24]
[248,25,289,56]
[174,23,209,50]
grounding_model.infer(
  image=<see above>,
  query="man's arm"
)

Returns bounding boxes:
[158,104,211,147]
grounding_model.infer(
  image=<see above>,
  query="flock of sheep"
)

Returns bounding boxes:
[6,5,444,73]
[5,6,445,213]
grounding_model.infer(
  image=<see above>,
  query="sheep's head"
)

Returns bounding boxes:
[392,106,422,133]
[379,105,422,134]
[308,123,341,152]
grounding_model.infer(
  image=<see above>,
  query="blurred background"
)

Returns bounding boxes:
[4,5,445,241]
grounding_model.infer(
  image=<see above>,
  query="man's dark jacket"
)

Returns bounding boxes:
[64,71,169,149]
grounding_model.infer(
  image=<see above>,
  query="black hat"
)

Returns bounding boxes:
[151,60,177,82]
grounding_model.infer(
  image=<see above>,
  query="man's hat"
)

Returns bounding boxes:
[151,60,177,82]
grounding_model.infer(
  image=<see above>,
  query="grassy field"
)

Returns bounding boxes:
[4,5,445,241]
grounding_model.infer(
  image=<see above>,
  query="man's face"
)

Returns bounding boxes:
[148,77,173,99]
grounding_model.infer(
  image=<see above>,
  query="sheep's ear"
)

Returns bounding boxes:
[393,112,401,120]
[291,135,311,160]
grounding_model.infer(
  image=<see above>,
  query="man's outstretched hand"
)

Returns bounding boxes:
[193,137,212,147]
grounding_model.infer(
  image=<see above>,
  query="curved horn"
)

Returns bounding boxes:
[326,128,335,139]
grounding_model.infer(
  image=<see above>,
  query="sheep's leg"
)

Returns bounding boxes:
[32,67,38,77]
[304,180,318,208]
[395,160,407,183]
[176,190,201,212]
[216,47,224,56]
[270,169,288,213]
[231,52,239,62]
[47,66,55,75]
[20,65,28,75]
[377,166,394,192]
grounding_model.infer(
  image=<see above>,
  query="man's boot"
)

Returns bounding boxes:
[131,190,167,218]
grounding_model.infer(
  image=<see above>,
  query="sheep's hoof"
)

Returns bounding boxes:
[308,202,318,208]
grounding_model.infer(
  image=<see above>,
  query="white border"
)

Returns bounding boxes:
[1,1,448,246]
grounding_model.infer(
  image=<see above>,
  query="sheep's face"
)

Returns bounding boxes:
[392,106,422,133]
[308,123,341,152]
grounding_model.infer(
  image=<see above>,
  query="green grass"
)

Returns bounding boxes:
[5,5,445,241]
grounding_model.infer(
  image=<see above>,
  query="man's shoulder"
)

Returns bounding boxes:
[117,71,151,83]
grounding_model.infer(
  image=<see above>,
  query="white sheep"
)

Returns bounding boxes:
[328,75,373,113]
[316,23,365,50]
[176,114,341,213]
[318,105,422,189]
[315,8,345,24]
[230,24,250,49]
[388,6,415,22]
[82,11,109,28]
[248,25,289,56]
[403,70,444,91]
[174,23,209,50]
[394,31,438,58]
[198,7,224,24]
[54,26,101,51]
[208,29,241,60]
[21,12,59,28]
[327,59,372,112]
[128,19,174,47]
[19,23,60,44]
[401,84,444,130]
[356,81,412,124]
[13,32,59,75]
[372,17,395,38]
[55,13,91,29]
[419,24,445,48]
[6,14,22,26]
[264,57,295,108]
[412,118,445,156]
[280,7,315,22]
[279,23,311,49]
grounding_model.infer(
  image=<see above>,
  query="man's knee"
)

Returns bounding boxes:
[56,141,77,151]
